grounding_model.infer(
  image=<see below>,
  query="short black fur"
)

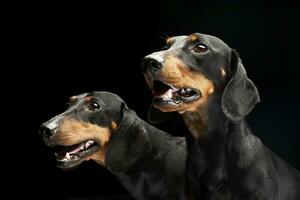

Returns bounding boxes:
[41,92,188,200]
[143,33,300,200]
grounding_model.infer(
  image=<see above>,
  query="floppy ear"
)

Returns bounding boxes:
[105,110,150,173]
[221,50,260,121]
[148,100,177,124]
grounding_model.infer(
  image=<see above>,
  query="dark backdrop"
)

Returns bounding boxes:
[9,1,299,199]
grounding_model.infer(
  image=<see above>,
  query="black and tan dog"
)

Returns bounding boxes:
[40,92,187,200]
[142,33,300,200]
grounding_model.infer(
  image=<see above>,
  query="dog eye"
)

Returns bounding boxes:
[88,101,101,111]
[193,43,207,53]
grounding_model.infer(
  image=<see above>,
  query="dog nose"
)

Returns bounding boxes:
[142,54,164,72]
[39,125,55,138]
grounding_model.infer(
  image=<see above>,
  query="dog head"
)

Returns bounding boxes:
[142,33,260,122]
[40,92,149,172]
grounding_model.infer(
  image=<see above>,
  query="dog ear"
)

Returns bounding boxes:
[105,109,150,173]
[221,50,260,121]
[148,101,177,124]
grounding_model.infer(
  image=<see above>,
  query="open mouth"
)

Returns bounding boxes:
[54,140,100,169]
[152,80,201,105]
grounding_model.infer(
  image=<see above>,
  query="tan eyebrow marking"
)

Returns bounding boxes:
[188,35,198,42]
[84,96,93,102]
[166,37,174,44]
[69,96,77,102]
[221,68,226,77]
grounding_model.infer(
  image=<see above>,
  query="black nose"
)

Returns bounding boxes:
[142,57,163,72]
[39,125,54,138]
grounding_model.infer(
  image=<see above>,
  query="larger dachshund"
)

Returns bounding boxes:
[142,33,300,200]
[40,92,188,200]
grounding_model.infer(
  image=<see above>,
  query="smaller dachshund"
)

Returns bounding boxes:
[40,92,188,200]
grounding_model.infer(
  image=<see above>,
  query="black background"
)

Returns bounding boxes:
[8,1,299,199]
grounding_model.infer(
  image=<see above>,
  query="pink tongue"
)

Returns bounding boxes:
[68,144,84,154]
[156,88,178,99]
[56,143,84,159]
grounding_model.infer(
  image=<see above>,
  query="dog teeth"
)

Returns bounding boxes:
[56,152,70,162]
[56,141,96,163]
[85,142,91,148]
[179,88,190,94]
[66,152,70,159]
[57,157,69,162]
[179,89,186,95]
[179,88,193,96]
[84,140,94,149]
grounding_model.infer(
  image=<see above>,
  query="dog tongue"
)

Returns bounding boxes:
[156,88,173,99]
[68,144,84,154]
[152,81,179,97]
[55,143,84,159]
[154,88,179,99]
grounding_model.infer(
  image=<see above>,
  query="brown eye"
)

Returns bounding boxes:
[88,101,100,111]
[193,43,207,53]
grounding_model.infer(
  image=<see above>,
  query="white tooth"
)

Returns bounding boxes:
[58,157,68,162]
[66,152,70,159]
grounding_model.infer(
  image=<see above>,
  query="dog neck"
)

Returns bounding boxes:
[182,96,228,140]
[181,95,254,153]
[104,113,187,199]
[104,110,154,173]
[182,96,257,194]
